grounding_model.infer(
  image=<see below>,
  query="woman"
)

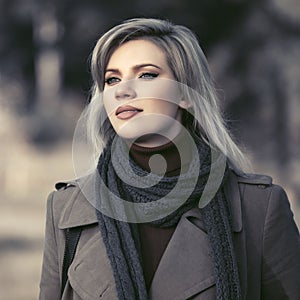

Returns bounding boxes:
[39,18,300,300]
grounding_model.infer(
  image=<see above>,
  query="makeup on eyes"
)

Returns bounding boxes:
[104,64,161,86]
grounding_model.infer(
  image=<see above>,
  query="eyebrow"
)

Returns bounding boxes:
[105,63,162,74]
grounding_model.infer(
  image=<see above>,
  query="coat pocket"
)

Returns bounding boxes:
[67,228,118,300]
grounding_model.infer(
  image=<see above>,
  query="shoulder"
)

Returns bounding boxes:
[45,179,79,228]
[235,171,280,199]
[233,171,293,224]
[230,171,299,247]
[228,169,292,219]
[235,171,286,201]
[236,172,273,187]
[49,173,92,205]
[47,179,79,211]
[45,175,86,224]
[46,172,98,229]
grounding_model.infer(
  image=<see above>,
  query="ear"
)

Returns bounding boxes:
[178,99,192,109]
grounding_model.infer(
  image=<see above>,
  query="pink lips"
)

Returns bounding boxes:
[115,105,143,120]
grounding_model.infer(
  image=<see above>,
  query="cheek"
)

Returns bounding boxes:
[102,87,119,118]
[151,100,179,117]
[103,98,113,118]
[137,79,181,106]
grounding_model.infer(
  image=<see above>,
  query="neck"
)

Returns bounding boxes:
[130,113,183,148]
[129,130,192,176]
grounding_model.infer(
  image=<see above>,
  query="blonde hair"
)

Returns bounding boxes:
[85,18,250,172]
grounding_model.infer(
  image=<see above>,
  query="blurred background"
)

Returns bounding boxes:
[0,0,299,298]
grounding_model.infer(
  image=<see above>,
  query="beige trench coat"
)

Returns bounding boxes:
[39,170,300,300]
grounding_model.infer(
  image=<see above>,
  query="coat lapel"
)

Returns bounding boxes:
[224,170,248,299]
[149,169,247,300]
[149,208,216,299]
[57,173,119,299]
[224,169,242,232]
[58,172,99,229]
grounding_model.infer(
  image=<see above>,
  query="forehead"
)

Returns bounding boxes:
[106,39,168,68]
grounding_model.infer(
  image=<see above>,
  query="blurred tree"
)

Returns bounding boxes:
[0,0,35,111]
[28,0,65,145]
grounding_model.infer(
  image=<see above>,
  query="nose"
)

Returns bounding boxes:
[115,82,137,100]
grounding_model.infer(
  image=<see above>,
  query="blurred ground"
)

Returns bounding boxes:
[0,102,299,300]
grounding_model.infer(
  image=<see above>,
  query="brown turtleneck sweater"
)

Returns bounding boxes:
[129,132,192,290]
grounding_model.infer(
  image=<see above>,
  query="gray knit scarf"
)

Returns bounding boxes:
[95,133,241,300]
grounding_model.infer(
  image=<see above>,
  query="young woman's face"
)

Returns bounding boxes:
[103,39,185,147]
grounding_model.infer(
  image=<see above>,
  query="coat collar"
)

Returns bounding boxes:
[224,169,242,232]
[58,169,242,232]
[58,172,99,229]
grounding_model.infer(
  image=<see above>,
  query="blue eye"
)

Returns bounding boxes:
[139,72,159,79]
[105,77,120,85]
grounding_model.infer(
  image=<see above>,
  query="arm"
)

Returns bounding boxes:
[39,192,61,300]
[261,185,300,299]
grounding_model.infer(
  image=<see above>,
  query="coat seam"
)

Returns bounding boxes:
[261,185,273,284]
[48,191,62,285]
[49,191,59,257]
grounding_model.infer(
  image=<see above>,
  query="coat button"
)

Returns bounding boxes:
[257,184,266,189]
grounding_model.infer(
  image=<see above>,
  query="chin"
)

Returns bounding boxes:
[112,114,182,146]
[115,127,155,142]
[115,128,178,147]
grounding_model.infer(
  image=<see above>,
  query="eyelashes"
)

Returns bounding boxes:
[139,72,159,80]
[104,72,159,86]
[105,77,120,85]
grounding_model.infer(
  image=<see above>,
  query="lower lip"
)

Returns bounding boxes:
[116,110,141,120]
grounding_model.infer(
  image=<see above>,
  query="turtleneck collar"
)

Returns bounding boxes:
[129,130,192,176]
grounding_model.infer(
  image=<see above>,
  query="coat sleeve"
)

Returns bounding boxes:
[261,185,300,299]
[39,192,61,300]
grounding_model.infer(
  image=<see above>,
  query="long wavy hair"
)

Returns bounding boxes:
[85,18,249,172]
